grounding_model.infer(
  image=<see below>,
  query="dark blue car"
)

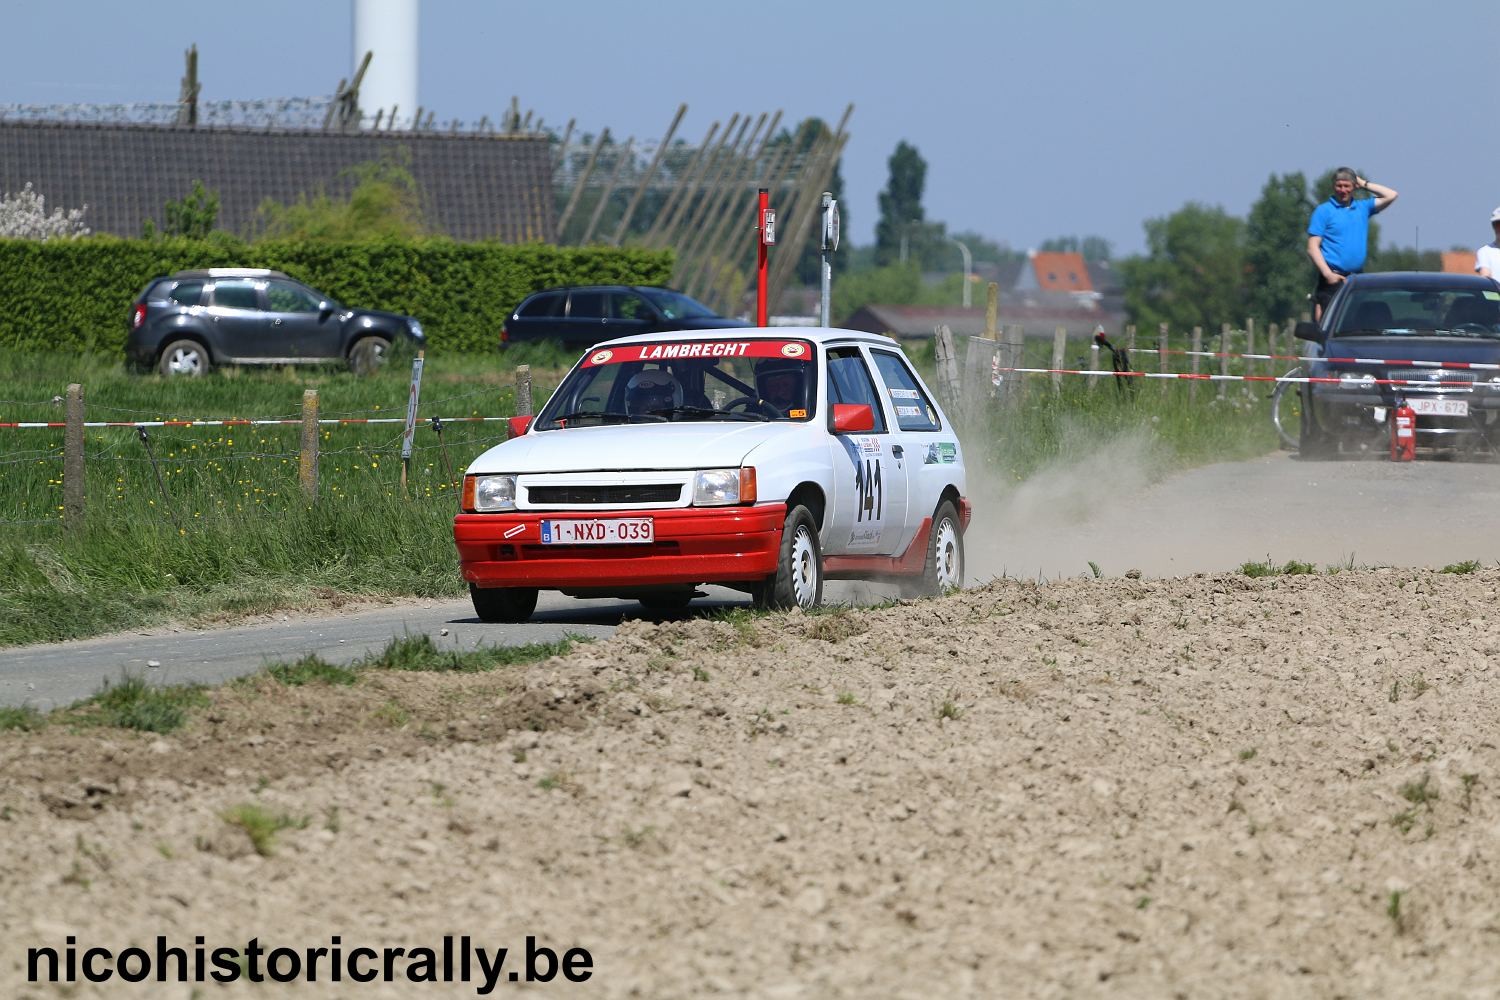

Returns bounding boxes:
[1292,271,1500,457]
[501,285,748,351]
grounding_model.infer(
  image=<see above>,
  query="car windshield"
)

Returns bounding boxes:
[535,339,818,429]
[637,288,719,320]
[1333,287,1500,338]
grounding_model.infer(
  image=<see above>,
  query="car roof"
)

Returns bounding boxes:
[1349,271,1497,291]
[169,268,290,280]
[588,326,901,351]
[526,284,692,296]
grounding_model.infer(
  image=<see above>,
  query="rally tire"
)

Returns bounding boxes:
[469,584,539,623]
[754,505,823,611]
[905,501,965,598]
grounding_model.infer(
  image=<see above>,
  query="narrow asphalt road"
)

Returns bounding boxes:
[6,450,1498,710]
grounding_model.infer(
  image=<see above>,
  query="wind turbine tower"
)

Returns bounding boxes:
[352,0,419,128]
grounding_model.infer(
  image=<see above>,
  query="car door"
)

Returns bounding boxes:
[607,290,655,339]
[822,345,909,557]
[561,289,610,347]
[265,279,338,361]
[206,279,268,360]
[509,290,566,345]
[869,348,954,557]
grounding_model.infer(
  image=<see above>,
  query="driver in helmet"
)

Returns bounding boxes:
[625,368,683,418]
[755,358,807,416]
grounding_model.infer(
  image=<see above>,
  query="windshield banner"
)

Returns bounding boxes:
[582,340,812,368]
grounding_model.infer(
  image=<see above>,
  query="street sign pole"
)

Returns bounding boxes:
[756,188,775,327]
[819,192,839,327]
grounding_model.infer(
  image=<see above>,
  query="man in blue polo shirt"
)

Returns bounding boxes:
[1307,167,1399,320]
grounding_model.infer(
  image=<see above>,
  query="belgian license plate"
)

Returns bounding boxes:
[1408,398,1468,417]
[540,518,654,545]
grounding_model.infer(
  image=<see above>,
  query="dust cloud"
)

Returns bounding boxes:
[959,432,1500,581]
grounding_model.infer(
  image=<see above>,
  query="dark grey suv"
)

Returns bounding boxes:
[501,285,748,350]
[126,268,425,376]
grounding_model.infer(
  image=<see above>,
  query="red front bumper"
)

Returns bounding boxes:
[454,504,787,589]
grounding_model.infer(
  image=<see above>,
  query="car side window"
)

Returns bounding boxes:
[265,280,322,313]
[519,292,565,318]
[826,347,888,433]
[568,291,606,319]
[871,350,942,431]
[168,282,203,306]
[611,292,651,320]
[211,280,260,311]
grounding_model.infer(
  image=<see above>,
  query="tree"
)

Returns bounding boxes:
[1038,235,1113,262]
[793,118,846,286]
[1120,203,1246,331]
[1369,246,1443,272]
[147,179,219,239]
[1244,172,1312,323]
[0,183,88,240]
[256,156,428,241]
[875,141,926,267]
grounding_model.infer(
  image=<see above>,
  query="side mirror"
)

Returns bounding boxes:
[1293,320,1323,343]
[507,415,532,438]
[319,302,334,320]
[832,403,875,434]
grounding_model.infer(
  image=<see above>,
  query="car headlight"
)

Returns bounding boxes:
[408,318,424,339]
[1338,372,1376,388]
[471,474,516,511]
[693,468,757,506]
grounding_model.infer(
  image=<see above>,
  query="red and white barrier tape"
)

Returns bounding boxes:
[0,416,510,430]
[992,366,1500,388]
[1110,346,1500,372]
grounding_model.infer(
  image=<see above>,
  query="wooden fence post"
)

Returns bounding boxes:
[1051,325,1067,393]
[515,364,534,417]
[1006,325,1025,408]
[1157,323,1168,374]
[1244,317,1256,395]
[985,282,999,343]
[300,388,319,501]
[1217,322,1230,400]
[1190,326,1203,403]
[1268,322,1280,373]
[64,382,84,535]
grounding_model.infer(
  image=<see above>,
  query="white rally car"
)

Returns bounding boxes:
[453,328,969,622]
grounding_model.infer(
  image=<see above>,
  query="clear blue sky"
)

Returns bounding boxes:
[7,0,1497,260]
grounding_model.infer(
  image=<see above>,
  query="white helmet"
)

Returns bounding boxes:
[625,369,682,416]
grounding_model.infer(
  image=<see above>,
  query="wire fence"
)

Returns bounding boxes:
[0,361,536,532]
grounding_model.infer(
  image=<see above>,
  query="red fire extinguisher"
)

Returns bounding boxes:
[1390,397,1416,462]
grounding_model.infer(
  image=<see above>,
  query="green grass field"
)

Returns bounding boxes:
[0,337,1276,646]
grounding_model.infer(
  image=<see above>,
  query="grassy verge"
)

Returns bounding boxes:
[11,634,591,735]
[0,350,572,646]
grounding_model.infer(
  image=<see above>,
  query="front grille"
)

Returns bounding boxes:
[1388,368,1476,382]
[1388,368,1476,391]
[527,484,681,505]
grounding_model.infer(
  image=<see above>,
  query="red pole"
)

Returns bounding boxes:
[756,188,769,327]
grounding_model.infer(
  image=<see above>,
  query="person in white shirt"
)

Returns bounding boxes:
[1476,207,1500,280]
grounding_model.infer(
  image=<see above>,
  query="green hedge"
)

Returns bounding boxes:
[0,236,674,355]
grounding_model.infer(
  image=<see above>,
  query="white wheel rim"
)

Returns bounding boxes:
[933,517,962,590]
[167,348,200,375]
[790,526,819,607]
